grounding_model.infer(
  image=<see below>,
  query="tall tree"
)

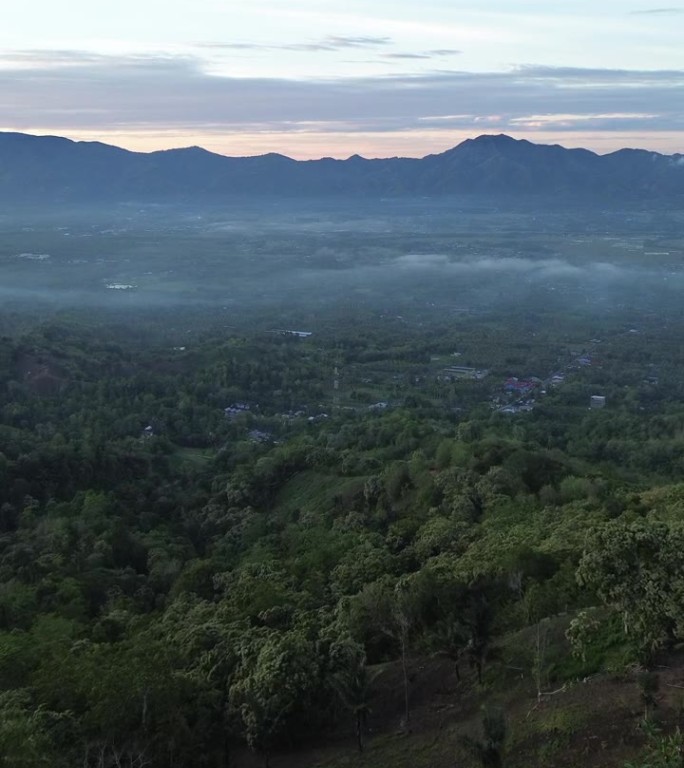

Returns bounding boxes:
[230,629,319,767]
[577,520,684,655]
[329,638,374,753]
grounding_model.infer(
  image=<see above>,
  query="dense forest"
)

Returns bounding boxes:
[3,299,684,768]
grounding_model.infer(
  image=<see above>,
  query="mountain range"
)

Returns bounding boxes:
[0,131,682,203]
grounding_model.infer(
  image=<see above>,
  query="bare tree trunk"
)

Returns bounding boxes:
[534,622,548,701]
[222,694,232,768]
[400,633,410,727]
[223,728,232,768]
[142,688,149,731]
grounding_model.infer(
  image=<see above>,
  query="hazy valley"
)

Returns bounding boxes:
[2,134,684,768]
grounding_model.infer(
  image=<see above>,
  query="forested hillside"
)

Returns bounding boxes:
[2,308,684,768]
[1,131,683,203]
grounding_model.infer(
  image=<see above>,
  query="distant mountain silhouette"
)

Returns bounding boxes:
[0,131,682,202]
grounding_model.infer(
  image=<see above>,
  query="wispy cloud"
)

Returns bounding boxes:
[197,35,392,53]
[322,35,392,48]
[0,51,682,152]
[379,49,462,62]
[382,53,433,60]
[508,112,660,130]
[198,42,264,50]
[630,6,684,13]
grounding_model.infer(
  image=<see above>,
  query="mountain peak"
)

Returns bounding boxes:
[431,134,527,159]
[0,130,681,202]
[462,134,535,151]
[470,133,520,144]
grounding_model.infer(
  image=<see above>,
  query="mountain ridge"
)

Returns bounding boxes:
[0,131,682,202]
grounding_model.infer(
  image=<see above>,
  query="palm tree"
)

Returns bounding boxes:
[333,657,376,753]
[432,618,469,682]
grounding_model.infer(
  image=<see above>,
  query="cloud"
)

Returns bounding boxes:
[508,112,660,130]
[197,35,392,53]
[630,7,684,14]
[0,49,118,66]
[323,36,392,48]
[382,53,433,60]
[381,254,636,286]
[0,52,682,147]
[198,42,264,50]
[282,43,341,52]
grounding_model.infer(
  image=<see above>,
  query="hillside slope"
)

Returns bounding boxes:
[1,131,682,202]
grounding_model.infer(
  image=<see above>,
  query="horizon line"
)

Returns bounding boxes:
[1,128,679,162]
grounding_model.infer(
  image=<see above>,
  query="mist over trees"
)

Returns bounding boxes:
[2,192,684,767]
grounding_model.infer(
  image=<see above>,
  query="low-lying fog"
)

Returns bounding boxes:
[1,199,683,322]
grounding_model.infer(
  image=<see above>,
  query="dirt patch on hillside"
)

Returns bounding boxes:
[231,651,684,768]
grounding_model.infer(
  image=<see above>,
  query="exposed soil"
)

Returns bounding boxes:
[232,651,684,768]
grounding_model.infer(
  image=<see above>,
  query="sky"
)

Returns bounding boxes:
[1,1,683,158]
